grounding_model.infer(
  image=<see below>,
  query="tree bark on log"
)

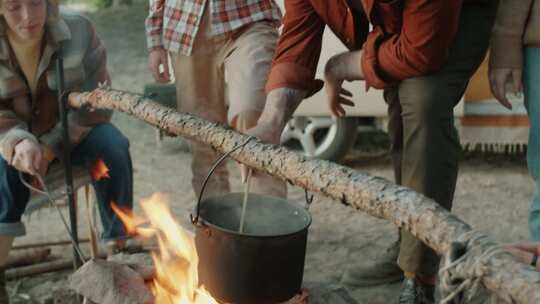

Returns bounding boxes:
[69,88,540,303]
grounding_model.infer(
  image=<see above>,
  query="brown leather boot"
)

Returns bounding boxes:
[341,240,404,287]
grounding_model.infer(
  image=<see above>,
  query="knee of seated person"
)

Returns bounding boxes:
[112,132,130,151]
[0,157,9,172]
[0,208,25,226]
[101,142,131,168]
[92,124,130,150]
[0,158,16,182]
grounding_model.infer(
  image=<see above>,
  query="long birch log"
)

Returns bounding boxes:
[69,88,540,303]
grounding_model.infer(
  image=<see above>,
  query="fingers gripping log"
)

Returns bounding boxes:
[69,88,540,303]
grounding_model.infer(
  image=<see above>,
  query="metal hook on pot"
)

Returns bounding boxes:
[191,136,256,225]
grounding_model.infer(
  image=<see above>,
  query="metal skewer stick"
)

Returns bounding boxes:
[55,48,81,269]
[18,172,87,264]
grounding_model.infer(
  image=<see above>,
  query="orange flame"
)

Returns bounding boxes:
[111,202,152,237]
[114,193,219,304]
[91,159,110,181]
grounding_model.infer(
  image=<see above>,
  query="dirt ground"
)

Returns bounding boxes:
[5,1,535,303]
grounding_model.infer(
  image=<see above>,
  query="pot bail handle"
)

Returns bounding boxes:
[191,136,255,225]
[304,189,314,210]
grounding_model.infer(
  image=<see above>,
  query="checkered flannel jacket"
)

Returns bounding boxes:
[145,0,282,56]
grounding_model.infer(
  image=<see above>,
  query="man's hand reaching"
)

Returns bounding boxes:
[149,48,171,83]
[323,51,364,117]
[239,88,308,183]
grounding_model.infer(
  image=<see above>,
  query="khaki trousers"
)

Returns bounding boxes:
[171,7,285,199]
[386,1,499,277]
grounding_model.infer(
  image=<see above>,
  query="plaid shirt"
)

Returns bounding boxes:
[145,0,282,56]
[0,12,111,162]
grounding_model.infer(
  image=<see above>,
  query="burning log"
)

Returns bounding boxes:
[69,88,540,303]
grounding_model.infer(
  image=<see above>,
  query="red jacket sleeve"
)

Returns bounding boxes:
[265,0,325,93]
[362,0,464,89]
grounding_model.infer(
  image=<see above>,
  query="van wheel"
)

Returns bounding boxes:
[280,116,358,162]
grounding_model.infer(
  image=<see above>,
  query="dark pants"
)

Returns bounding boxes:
[384,2,498,277]
[0,123,133,241]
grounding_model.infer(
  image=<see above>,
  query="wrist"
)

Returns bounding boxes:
[325,55,345,82]
[15,137,37,150]
[259,88,307,129]
[326,51,364,81]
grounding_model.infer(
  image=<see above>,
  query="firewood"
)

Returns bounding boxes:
[12,239,90,250]
[68,88,540,304]
[5,259,73,280]
[6,254,109,281]
[5,248,51,269]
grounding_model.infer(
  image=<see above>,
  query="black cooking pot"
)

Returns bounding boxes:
[191,138,312,304]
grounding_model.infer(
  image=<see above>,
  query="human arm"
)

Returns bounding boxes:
[488,0,534,109]
[323,50,362,116]
[146,0,169,83]
[505,241,540,269]
[362,0,463,89]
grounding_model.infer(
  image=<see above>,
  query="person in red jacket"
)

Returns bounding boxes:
[247,1,499,303]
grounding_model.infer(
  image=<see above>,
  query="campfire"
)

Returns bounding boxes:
[112,193,220,304]
[65,87,540,304]
[82,160,312,304]
[67,140,350,304]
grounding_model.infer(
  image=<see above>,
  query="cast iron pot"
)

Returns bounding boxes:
[191,138,312,304]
